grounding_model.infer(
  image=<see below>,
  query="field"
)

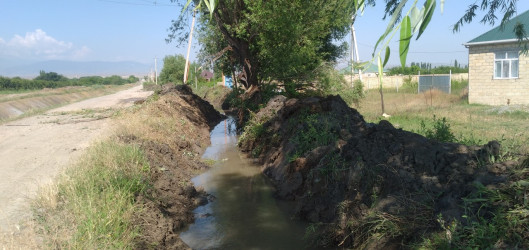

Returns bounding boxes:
[356,83,529,158]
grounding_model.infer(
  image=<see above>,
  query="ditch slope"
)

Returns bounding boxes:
[115,84,225,248]
[239,94,525,248]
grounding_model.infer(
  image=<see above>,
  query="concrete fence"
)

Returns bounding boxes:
[344,73,468,91]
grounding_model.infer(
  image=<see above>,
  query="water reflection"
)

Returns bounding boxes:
[180,117,307,249]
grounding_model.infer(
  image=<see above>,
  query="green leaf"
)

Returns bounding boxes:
[182,0,193,13]
[399,16,412,68]
[410,6,421,31]
[416,0,436,40]
[383,46,391,67]
[209,0,217,13]
[372,0,409,56]
[440,0,445,14]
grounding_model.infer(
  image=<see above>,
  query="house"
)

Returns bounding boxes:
[464,10,529,105]
[341,63,386,77]
[200,70,214,81]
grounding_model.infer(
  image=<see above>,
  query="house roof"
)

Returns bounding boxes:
[341,63,386,74]
[200,70,214,79]
[465,9,529,46]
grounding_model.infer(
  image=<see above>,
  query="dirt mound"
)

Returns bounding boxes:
[239,94,516,248]
[119,84,224,249]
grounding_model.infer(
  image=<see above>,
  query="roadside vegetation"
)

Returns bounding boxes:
[0,84,134,124]
[32,85,223,248]
[33,141,150,248]
[0,71,138,91]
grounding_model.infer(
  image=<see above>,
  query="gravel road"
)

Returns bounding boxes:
[0,84,152,233]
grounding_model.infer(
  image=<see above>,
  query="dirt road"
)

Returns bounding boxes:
[0,84,152,233]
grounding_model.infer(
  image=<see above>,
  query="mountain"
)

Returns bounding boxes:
[0,60,151,78]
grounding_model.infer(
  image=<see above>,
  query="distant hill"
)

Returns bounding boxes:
[0,60,151,78]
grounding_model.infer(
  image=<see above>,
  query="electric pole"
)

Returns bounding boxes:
[184,11,196,84]
[351,15,362,86]
[154,57,158,85]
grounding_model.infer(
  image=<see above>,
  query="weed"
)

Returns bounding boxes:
[238,112,269,148]
[417,115,457,143]
[33,141,150,248]
[288,112,339,160]
[202,158,217,166]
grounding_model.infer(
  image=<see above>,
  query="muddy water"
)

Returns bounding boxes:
[180,118,308,249]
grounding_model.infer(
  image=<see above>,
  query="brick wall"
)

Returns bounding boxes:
[468,42,529,105]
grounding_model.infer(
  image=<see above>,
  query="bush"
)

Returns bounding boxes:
[417,116,456,143]
[0,74,135,91]
[313,65,365,107]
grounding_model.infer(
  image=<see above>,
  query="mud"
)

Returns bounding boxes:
[239,94,519,248]
[119,84,224,249]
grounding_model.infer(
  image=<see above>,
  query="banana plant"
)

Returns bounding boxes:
[183,0,217,17]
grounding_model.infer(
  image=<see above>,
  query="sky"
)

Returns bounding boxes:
[1,0,529,72]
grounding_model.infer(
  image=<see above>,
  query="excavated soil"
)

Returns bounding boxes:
[119,84,224,249]
[239,94,520,248]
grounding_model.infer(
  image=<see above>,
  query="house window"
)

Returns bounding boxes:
[494,51,519,79]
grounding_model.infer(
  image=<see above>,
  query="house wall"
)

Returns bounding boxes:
[468,42,529,105]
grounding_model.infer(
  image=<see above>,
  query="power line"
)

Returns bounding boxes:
[357,41,467,54]
[96,0,177,7]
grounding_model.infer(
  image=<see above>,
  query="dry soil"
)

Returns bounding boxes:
[0,84,152,234]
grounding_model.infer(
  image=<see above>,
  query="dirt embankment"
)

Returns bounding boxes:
[0,85,133,121]
[117,84,224,248]
[239,94,522,248]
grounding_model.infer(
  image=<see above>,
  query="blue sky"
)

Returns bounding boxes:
[1,0,529,70]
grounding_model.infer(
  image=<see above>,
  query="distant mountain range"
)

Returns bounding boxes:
[0,60,152,78]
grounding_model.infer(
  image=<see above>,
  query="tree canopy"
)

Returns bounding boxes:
[169,0,356,88]
[172,0,527,89]
[34,71,68,82]
[159,55,187,84]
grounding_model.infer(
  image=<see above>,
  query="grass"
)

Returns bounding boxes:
[0,84,129,103]
[355,87,529,156]
[29,91,198,248]
[33,140,150,249]
[0,84,135,124]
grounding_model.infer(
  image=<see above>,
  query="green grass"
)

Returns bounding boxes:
[356,89,529,156]
[33,141,151,249]
[0,84,132,124]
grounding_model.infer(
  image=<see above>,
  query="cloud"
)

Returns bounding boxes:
[0,29,90,60]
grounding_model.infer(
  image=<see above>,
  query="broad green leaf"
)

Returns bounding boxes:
[182,0,193,13]
[209,0,217,13]
[354,0,366,15]
[414,7,426,33]
[410,6,421,31]
[416,0,436,40]
[383,46,391,67]
[373,0,409,56]
[399,16,412,68]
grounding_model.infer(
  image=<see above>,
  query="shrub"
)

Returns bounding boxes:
[417,116,456,143]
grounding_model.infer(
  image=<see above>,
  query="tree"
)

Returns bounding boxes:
[34,70,67,82]
[170,0,356,89]
[159,55,187,84]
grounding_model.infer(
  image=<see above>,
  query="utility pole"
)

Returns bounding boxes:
[154,57,158,85]
[184,11,196,84]
[351,15,362,86]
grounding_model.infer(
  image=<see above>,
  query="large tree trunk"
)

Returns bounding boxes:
[213,1,259,89]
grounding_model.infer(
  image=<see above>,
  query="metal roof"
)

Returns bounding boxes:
[465,9,529,46]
